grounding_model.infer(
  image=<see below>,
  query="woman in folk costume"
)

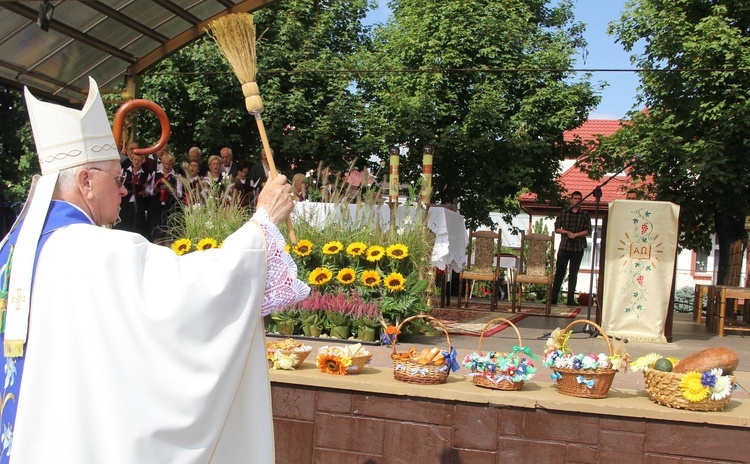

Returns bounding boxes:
[0,78,309,463]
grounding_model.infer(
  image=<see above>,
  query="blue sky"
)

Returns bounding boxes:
[364,0,640,120]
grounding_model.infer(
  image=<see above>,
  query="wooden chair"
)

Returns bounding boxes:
[512,232,555,316]
[457,229,502,310]
[707,240,750,336]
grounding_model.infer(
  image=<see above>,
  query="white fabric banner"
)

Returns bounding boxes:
[601,200,680,343]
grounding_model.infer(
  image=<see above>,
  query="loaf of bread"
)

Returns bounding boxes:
[672,347,739,374]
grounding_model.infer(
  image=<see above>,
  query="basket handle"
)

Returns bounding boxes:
[391,314,453,356]
[559,319,614,356]
[477,317,522,355]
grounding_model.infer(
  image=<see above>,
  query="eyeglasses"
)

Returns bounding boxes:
[89,168,127,188]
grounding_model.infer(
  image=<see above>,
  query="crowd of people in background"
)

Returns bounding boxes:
[115,141,382,243]
[115,142,274,243]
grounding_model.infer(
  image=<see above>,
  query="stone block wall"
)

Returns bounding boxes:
[272,383,749,463]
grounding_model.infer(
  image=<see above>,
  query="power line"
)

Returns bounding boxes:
[143,67,750,76]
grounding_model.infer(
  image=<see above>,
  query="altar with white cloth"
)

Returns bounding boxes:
[292,202,468,273]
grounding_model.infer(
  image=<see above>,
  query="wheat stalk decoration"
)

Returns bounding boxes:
[206,13,296,243]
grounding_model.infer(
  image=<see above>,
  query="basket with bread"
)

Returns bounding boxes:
[542,320,629,399]
[630,347,738,411]
[266,338,312,370]
[391,315,460,385]
[316,343,372,375]
[463,317,538,391]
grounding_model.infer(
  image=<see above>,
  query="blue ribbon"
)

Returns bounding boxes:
[442,347,460,372]
[511,345,538,360]
[550,371,562,381]
[576,375,595,389]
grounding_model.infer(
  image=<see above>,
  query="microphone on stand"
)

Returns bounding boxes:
[625,154,642,168]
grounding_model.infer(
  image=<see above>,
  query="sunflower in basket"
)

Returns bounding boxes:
[316,349,353,375]
[629,353,734,403]
[316,343,372,375]
[463,347,538,384]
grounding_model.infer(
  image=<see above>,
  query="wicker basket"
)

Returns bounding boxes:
[316,345,373,375]
[346,353,373,374]
[550,320,618,399]
[391,315,453,385]
[643,369,736,411]
[470,317,532,391]
[267,343,312,370]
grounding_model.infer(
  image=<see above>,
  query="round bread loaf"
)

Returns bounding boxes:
[672,347,739,374]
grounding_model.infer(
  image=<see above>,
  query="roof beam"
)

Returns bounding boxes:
[78,0,170,44]
[214,0,236,7]
[0,58,83,96]
[131,0,278,74]
[0,2,136,64]
[151,0,201,26]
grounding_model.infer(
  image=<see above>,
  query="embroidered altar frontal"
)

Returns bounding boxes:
[601,200,680,343]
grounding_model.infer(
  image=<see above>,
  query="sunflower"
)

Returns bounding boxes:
[346,241,367,257]
[196,238,218,251]
[337,268,356,285]
[386,243,409,260]
[322,241,344,255]
[316,352,352,375]
[384,272,406,291]
[680,371,709,402]
[365,245,385,262]
[308,267,333,286]
[171,238,192,255]
[293,239,313,257]
[361,270,381,287]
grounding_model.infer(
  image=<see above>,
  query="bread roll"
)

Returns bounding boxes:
[672,347,739,374]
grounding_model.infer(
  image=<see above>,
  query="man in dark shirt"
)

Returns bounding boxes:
[551,190,592,305]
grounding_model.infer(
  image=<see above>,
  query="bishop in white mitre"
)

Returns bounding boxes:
[0,78,309,463]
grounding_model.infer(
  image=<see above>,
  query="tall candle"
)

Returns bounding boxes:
[421,145,433,204]
[389,147,399,203]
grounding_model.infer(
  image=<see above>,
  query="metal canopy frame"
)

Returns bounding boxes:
[0,0,276,103]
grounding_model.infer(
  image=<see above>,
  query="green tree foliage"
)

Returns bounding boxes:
[0,86,35,210]
[356,0,600,227]
[591,0,750,284]
[139,0,376,175]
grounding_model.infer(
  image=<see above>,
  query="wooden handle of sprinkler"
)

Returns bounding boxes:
[254,113,297,244]
[242,81,296,244]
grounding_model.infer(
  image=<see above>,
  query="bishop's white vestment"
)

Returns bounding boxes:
[5,206,307,463]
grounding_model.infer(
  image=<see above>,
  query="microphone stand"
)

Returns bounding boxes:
[538,156,639,340]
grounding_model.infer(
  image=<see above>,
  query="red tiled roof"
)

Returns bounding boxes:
[563,119,623,143]
[519,119,651,215]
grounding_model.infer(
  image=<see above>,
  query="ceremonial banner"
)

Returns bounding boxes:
[601,200,680,343]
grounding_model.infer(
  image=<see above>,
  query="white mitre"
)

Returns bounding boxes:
[25,76,120,173]
[2,77,119,358]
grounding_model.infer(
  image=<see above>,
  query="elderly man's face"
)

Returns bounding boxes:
[221,150,232,166]
[87,160,126,225]
[189,150,201,162]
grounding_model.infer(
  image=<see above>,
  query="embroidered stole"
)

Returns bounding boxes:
[0,201,92,462]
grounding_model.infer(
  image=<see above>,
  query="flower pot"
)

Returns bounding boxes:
[277,322,295,336]
[578,293,590,306]
[309,325,323,337]
[330,325,351,339]
[357,326,377,342]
